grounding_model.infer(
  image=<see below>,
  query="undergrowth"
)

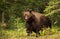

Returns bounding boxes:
[0,25,60,39]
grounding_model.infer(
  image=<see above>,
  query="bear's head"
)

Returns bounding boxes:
[23,10,33,20]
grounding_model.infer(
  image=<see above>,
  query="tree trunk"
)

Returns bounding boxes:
[2,12,6,29]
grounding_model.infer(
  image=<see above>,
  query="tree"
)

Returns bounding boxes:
[44,0,60,26]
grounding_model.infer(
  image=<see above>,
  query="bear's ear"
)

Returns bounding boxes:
[29,10,32,13]
[29,9,32,14]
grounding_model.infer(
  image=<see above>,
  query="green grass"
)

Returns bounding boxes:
[0,26,60,39]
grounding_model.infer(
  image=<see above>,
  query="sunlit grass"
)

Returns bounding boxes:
[0,25,60,39]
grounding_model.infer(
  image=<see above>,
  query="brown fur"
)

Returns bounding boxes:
[23,10,51,37]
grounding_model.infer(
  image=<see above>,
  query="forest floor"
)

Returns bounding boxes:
[20,32,60,39]
[19,28,60,39]
[0,27,60,39]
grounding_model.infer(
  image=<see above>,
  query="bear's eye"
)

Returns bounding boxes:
[25,14,29,17]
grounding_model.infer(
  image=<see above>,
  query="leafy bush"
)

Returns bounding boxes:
[6,16,25,30]
[44,1,60,26]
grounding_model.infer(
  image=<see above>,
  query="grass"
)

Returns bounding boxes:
[0,26,60,39]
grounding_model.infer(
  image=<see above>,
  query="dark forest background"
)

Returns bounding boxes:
[0,0,60,39]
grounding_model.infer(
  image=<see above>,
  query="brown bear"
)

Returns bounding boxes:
[23,10,51,37]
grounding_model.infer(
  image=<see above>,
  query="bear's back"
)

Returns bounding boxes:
[32,11,45,22]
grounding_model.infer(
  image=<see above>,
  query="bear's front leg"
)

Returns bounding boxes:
[26,23,32,36]
[35,27,40,37]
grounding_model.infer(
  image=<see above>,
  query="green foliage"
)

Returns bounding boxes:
[44,1,60,14]
[0,26,59,39]
[0,0,50,29]
[6,16,25,30]
[0,0,60,38]
[44,1,60,26]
